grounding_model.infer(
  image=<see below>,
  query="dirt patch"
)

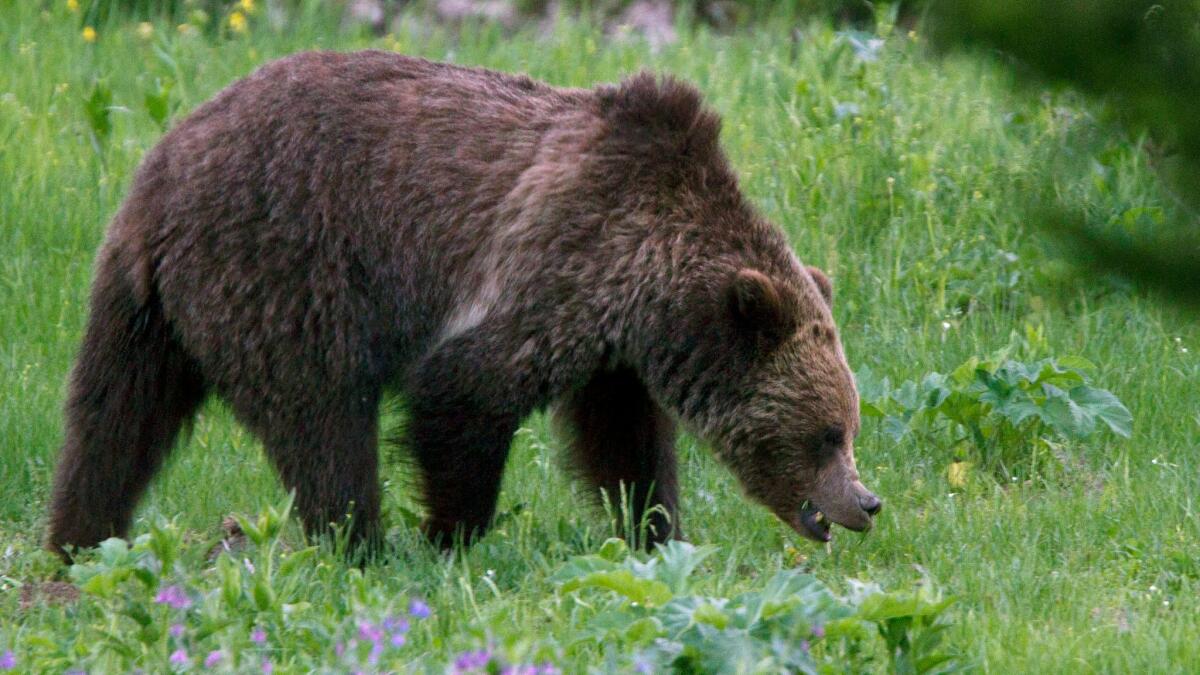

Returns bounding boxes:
[18,581,80,610]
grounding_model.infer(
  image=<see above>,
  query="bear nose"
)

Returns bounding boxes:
[859,493,882,516]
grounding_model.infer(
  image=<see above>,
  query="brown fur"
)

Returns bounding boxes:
[46,51,878,558]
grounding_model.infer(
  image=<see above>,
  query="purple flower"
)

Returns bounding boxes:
[536,664,561,675]
[408,599,431,619]
[251,628,267,644]
[358,621,384,644]
[454,650,492,671]
[811,623,826,639]
[170,648,189,665]
[383,616,410,634]
[390,633,407,648]
[205,650,223,668]
[261,659,274,674]
[156,585,192,610]
[369,642,384,665]
[335,642,345,658]
[0,651,15,670]
[800,640,810,653]
[170,623,186,638]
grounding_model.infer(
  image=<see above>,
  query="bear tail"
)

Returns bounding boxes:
[45,247,206,561]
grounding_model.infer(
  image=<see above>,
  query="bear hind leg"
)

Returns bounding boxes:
[559,367,681,550]
[256,398,383,556]
[47,268,207,561]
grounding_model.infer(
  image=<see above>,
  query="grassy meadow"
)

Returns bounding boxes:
[1,1,1198,672]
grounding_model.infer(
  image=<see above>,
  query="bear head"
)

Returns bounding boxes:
[709,265,881,542]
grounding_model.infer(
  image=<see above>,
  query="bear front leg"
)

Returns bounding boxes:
[559,366,681,550]
[405,332,530,549]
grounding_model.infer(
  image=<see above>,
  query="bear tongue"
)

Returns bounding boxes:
[798,502,832,542]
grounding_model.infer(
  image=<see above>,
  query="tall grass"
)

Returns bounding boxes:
[1,1,1197,671]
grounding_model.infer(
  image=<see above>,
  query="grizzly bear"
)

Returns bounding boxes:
[46,50,881,559]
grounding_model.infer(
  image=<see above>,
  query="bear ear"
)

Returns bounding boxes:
[727,269,796,343]
[596,71,722,161]
[807,266,833,306]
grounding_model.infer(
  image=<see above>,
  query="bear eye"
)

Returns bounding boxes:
[823,425,845,447]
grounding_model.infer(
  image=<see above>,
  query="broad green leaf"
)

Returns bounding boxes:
[560,570,673,607]
[653,540,716,593]
[597,537,629,562]
[1037,384,1095,439]
[1070,385,1133,437]
[624,617,664,645]
[856,592,920,621]
[692,602,730,629]
[949,357,981,386]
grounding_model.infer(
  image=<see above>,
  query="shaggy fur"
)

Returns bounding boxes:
[46,50,879,558]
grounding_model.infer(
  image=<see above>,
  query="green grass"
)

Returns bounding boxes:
[2,2,1198,672]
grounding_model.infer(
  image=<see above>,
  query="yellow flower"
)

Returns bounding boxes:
[81,25,97,43]
[137,22,154,40]
[67,0,79,11]
[239,0,256,13]
[228,10,247,33]
[947,461,973,488]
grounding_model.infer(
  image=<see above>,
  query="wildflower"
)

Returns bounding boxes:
[251,628,267,644]
[369,642,384,665]
[800,640,810,653]
[383,616,410,634]
[261,660,274,674]
[454,650,492,671]
[811,623,826,639]
[390,633,406,648]
[67,0,79,11]
[170,648,189,665]
[228,11,247,33]
[136,22,153,40]
[358,621,384,644]
[170,623,186,638]
[409,599,431,619]
[81,26,97,43]
[205,651,223,668]
[0,651,15,670]
[535,664,561,675]
[155,585,192,609]
[240,0,256,12]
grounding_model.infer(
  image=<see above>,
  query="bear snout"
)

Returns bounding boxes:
[858,492,882,516]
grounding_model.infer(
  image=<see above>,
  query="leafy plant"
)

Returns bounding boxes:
[857,355,1132,474]
[142,77,175,130]
[553,538,960,673]
[82,78,113,161]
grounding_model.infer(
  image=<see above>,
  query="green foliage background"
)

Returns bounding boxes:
[1,0,1198,671]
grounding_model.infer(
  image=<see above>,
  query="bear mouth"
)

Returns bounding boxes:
[798,501,832,542]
